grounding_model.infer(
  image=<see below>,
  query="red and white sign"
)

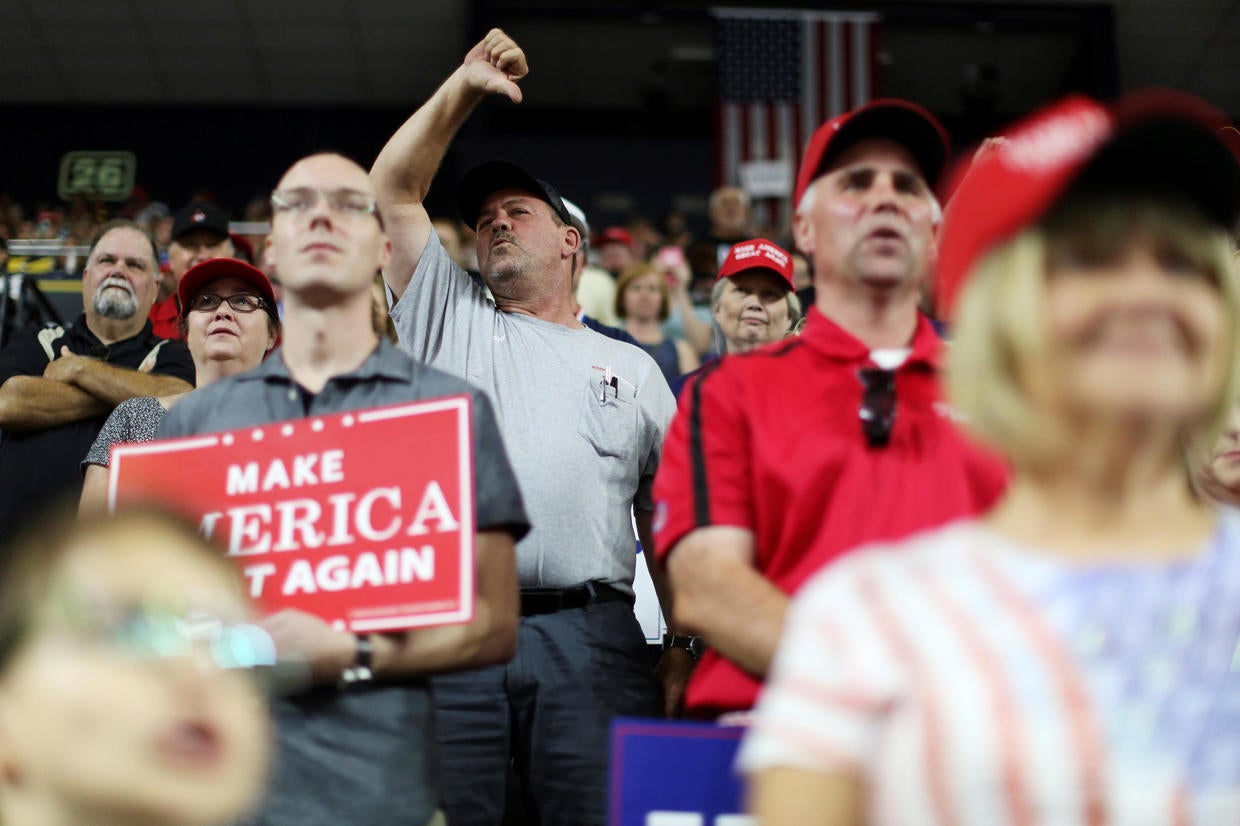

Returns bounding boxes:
[109,396,475,633]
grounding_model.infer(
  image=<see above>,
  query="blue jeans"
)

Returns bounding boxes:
[432,600,658,826]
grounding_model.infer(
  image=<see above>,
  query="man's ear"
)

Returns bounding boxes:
[791,210,814,256]
[563,224,581,260]
[377,234,393,273]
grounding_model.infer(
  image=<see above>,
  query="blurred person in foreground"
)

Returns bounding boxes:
[157,152,529,826]
[78,258,280,514]
[654,101,1008,720]
[742,91,1240,824]
[615,262,699,384]
[0,507,273,826]
[0,220,195,547]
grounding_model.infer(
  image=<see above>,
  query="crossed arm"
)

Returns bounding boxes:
[0,350,191,432]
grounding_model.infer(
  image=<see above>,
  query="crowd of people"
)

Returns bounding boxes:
[1,24,1240,826]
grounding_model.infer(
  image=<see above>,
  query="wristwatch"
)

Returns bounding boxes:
[662,633,706,661]
[340,633,374,687]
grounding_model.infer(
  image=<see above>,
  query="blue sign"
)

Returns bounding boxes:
[609,718,751,826]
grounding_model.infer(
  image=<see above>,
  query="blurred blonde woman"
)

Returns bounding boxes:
[742,91,1240,825]
[0,507,273,826]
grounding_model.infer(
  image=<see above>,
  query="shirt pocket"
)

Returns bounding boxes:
[577,376,639,463]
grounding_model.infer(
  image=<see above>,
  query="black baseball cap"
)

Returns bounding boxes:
[455,161,573,229]
[171,202,231,243]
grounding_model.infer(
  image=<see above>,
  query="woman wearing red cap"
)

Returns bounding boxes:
[78,259,280,513]
[740,91,1240,825]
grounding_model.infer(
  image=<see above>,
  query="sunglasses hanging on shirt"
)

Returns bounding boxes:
[858,368,896,448]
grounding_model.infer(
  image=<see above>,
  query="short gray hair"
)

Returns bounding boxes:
[795,176,943,225]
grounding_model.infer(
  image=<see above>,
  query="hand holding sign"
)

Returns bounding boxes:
[260,609,357,683]
[110,397,476,633]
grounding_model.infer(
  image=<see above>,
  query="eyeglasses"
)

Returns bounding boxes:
[83,606,278,669]
[189,293,267,314]
[56,602,307,695]
[271,187,379,219]
[858,368,896,448]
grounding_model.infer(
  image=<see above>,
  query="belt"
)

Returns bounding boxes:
[519,581,633,616]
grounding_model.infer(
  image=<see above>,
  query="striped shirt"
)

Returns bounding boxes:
[738,512,1240,825]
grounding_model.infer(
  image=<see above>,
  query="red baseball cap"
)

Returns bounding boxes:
[717,239,794,291]
[794,99,950,206]
[936,89,1240,318]
[178,258,277,320]
[594,227,634,248]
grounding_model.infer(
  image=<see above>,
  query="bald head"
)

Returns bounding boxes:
[277,153,374,195]
[266,152,390,303]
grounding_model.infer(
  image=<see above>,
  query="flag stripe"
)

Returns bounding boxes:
[853,20,870,111]
[842,21,855,111]
[713,9,880,230]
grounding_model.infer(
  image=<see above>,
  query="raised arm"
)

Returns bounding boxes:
[371,28,528,298]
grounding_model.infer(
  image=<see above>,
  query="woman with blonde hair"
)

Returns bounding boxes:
[614,262,699,384]
[741,91,1240,824]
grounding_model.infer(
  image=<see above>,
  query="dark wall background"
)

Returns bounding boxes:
[2,103,715,230]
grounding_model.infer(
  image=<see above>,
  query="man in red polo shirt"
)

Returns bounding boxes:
[652,99,1008,719]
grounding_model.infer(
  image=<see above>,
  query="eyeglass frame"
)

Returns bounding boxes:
[187,292,270,314]
[270,186,383,227]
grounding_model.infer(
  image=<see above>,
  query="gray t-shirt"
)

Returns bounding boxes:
[158,339,529,826]
[391,234,676,594]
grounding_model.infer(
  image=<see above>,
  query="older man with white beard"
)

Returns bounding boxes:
[0,219,195,545]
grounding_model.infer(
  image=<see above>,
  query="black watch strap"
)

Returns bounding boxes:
[341,633,374,687]
[662,633,706,660]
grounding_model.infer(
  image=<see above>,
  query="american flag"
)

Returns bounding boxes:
[713,9,880,231]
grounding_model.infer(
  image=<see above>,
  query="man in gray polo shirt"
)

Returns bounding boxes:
[371,27,679,826]
[159,152,529,826]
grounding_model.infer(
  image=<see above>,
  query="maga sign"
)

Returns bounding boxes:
[109,397,475,632]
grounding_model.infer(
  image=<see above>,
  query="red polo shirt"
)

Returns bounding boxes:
[148,294,181,340]
[653,307,1008,717]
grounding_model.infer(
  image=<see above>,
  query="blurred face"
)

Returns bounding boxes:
[622,272,664,322]
[0,529,271,826]
[710,187,750,236]
[184,276,277,375]
[793,139,937,290]
[169,230,233,282]
[1024,238,1228,425]
[474,189,576,296]
[599,242,636,277]
[266,154,390,301]
[714,271,791,353]
[1202,407,1240,500]
[83,227,159,321]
